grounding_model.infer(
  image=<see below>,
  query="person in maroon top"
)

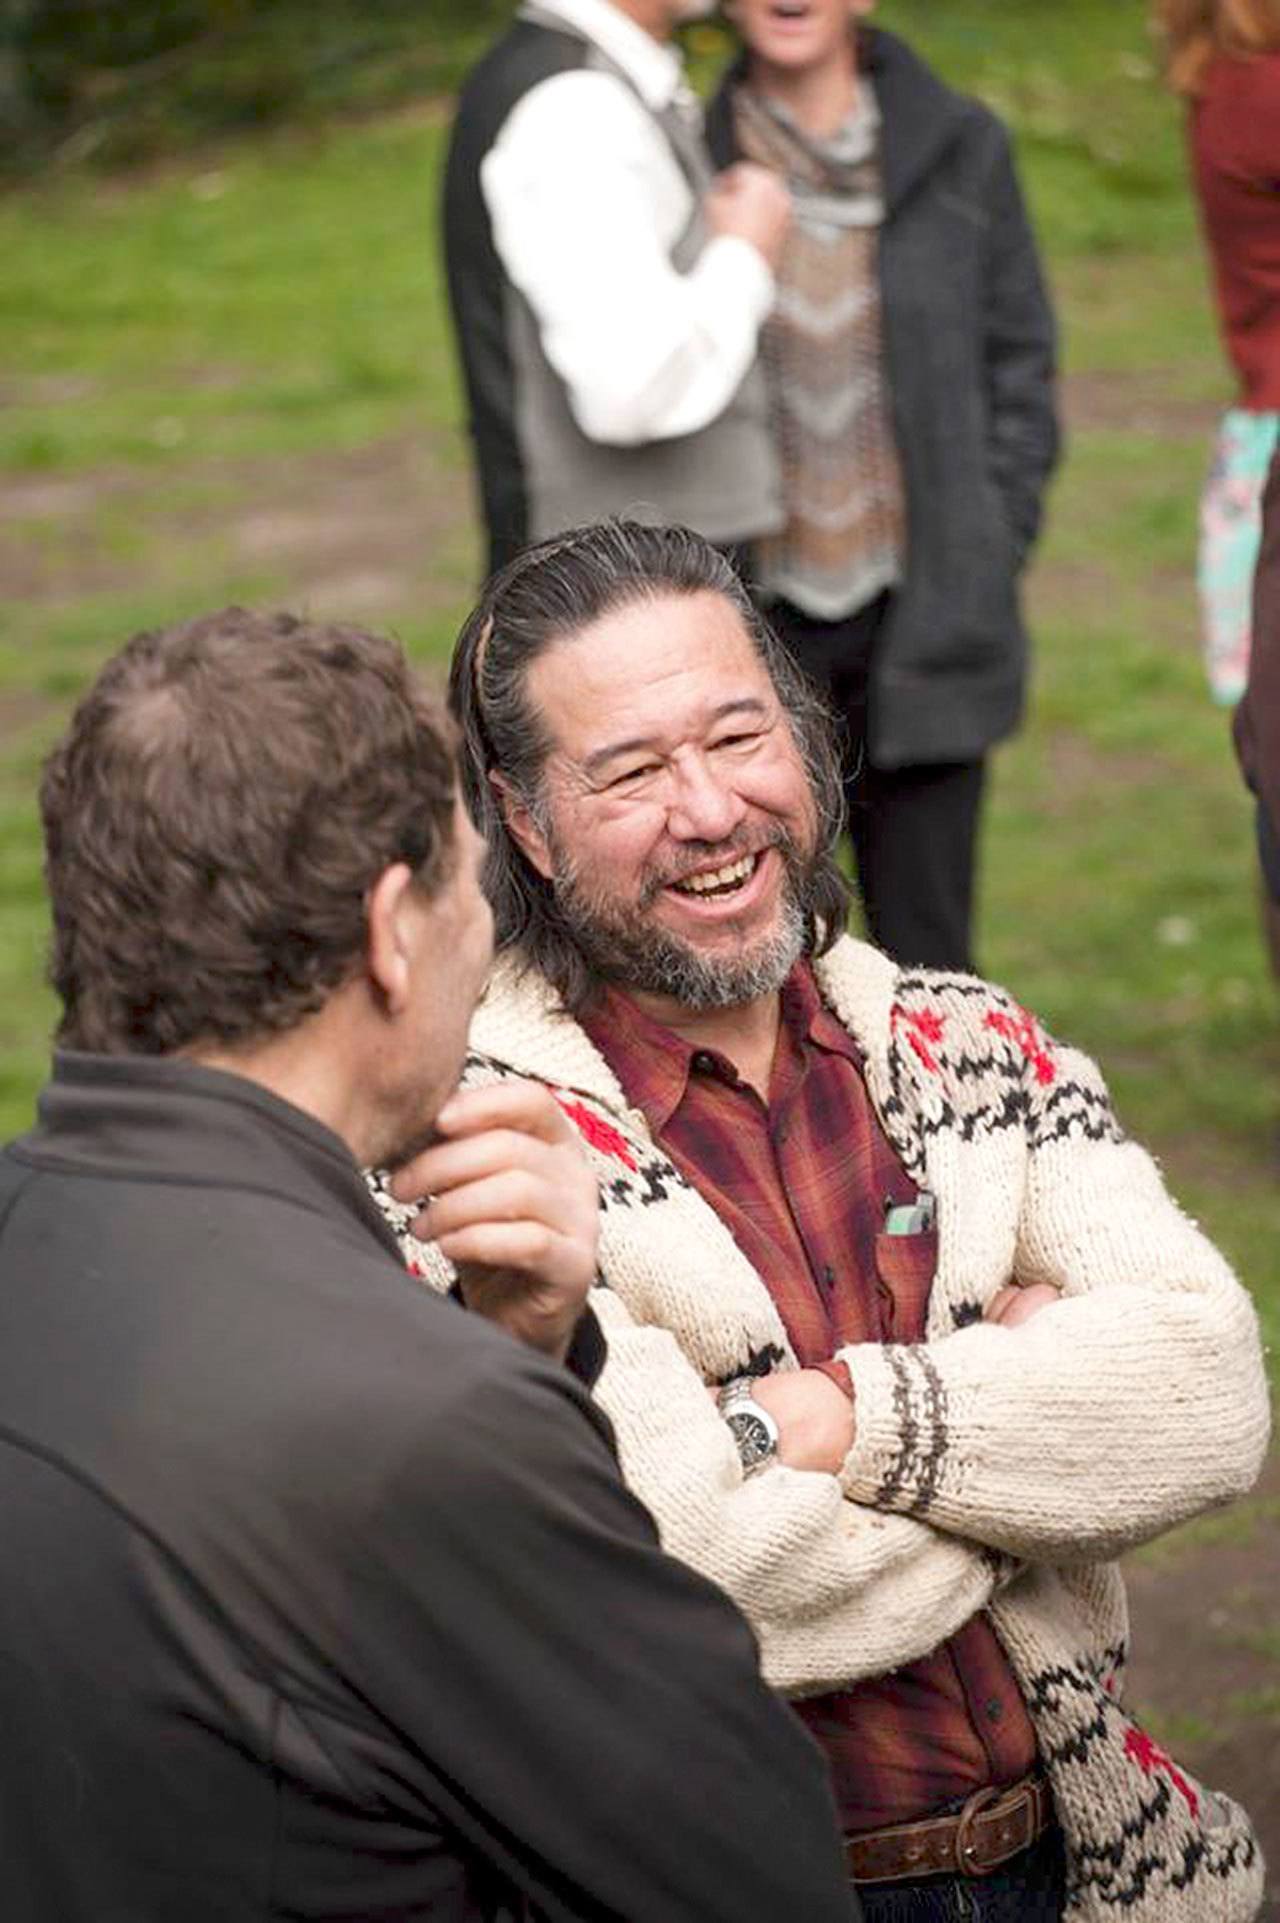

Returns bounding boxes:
[447,521,1075,1921]
[1158,0,1280,705]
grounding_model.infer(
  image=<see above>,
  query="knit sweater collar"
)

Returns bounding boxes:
[471,935,902,1112]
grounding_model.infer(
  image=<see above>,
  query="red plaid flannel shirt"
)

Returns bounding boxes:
[583,962,1036,1830]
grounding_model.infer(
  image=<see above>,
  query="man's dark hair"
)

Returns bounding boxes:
[41,608,458,1056]
[449,520,850,1013]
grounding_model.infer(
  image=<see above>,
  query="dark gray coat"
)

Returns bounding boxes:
[708,28,1060,768]
[0,1054,854,1923]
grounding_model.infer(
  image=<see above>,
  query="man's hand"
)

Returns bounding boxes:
[748,1369,855,1475]
[390,1081,599,1364]
[985,1282,1061,1329]
[705,162,792,271]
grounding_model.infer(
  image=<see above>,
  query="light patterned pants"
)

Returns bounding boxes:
[1198,407,1280,706]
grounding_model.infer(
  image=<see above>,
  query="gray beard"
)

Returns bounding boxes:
[548,833,813,1012]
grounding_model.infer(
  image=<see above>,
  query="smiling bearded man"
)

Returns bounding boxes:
[377,520,1271,1923]
[529,586,824,1011]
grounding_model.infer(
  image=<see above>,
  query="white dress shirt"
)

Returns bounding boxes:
[480,0,775,447]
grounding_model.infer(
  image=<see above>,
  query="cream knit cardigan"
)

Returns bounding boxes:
[382,935,1271,1922]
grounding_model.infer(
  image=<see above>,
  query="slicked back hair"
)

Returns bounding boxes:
[42,608,457,1055]
[448,520,850,1014]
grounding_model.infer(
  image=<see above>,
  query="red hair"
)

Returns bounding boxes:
[1155,0,1280,93]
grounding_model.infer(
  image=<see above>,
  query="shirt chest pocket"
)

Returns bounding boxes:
[873,1228,938,1341]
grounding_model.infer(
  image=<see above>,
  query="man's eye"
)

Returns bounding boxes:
[713,732,760,752]
[608,764,658,789]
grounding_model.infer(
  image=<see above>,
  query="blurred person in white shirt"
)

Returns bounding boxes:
[443,0,791,574]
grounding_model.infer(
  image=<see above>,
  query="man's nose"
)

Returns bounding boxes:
[665,754,747,842]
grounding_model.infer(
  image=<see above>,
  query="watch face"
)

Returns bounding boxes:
[726,1409,775,1469]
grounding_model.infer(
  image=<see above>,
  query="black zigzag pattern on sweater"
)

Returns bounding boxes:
[600,1155,691,1213]
[1024,1650,1257,1907]
[885,974,1124,1152]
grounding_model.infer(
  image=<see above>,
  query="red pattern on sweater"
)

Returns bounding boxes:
[985,1005,1057,1086]
[1125,1727,1201,1820]
[891,1001,947,1073]
[554,1093,637,1169]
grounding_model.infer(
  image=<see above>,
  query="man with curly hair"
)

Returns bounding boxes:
[0,607,855,1923]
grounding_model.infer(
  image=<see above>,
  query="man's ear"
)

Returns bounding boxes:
[365,862,419,1015]
[490,771,554,882]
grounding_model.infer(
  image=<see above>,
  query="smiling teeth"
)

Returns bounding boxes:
[673,854,756,895]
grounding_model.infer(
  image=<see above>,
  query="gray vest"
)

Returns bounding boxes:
[452,4,781,566]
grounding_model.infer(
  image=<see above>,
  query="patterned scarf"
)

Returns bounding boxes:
[735,78,905,621]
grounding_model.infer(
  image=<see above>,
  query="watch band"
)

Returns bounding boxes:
[717,1377,780,1475]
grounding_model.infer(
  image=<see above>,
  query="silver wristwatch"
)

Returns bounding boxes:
[717,1377,780,1475]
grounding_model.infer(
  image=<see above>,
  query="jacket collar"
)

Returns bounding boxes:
[14,1051,402,1261]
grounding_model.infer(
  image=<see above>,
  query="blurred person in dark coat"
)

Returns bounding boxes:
[707,0,1059,973]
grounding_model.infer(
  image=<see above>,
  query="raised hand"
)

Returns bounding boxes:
[390,1080,599,1362]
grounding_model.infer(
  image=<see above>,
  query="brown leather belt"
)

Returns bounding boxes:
[845,1775,1053,1886]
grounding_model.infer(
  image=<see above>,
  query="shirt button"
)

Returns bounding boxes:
[985,1698,1004,1724]
[692,1052,716,1074]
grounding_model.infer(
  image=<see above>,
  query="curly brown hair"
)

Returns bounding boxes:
[1154,0,1280,93]
[41,608,458,1056]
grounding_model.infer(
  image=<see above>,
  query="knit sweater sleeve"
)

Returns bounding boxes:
[376,1196,1006,1695]
[836,991,1271,1564]
[588,1289,1006,1695]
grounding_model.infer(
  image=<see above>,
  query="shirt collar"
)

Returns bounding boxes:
[581,982,699,1134]
[520,0,686,111]
[581,959,860,1133]
[782,955,865,1068]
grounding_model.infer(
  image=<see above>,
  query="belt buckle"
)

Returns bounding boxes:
[954,1785,1004,1879]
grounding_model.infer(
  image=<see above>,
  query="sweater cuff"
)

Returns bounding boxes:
[836,1342,950,1518]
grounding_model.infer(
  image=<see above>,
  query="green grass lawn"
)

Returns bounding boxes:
[2,0,1277,1358]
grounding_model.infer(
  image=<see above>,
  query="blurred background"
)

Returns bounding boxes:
[1,0,1276,1892]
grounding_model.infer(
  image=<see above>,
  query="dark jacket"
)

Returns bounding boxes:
[708,28,1060,769]
[0,1054,855,1923]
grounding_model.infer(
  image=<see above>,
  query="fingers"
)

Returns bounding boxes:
[439,1079,580,1147]
[418,1166,574,1245]
[405,1131,567,1213]
[985,1282,1061,1328]
[387,1078,600,1326]
[389,1079,577,1203]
